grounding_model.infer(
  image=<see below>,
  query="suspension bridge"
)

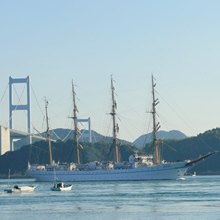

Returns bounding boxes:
[0,76,92,156]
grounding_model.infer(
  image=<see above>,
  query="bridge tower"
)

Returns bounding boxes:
[9,76,31,150]
[77,117,92,142]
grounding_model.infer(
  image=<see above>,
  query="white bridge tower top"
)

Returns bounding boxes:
[9,76,31,150]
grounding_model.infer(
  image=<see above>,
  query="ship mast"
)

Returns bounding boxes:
[110,76,119,163]
[72,81,80,164]
[151,75,160,164]
[45,98,53,165]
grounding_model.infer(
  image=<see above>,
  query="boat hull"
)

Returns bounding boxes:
[51,185,72,191]
[4,186,37,193]
[27,162,190,182]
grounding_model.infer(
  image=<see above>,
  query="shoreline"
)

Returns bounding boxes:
[1,172,220,180]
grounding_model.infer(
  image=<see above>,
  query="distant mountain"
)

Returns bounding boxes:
[14,128,186,150]
[50,128,133,146]
[133,130,187,148]
[14,128,134,150]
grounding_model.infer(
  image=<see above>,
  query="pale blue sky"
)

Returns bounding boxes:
[0,0,220,142]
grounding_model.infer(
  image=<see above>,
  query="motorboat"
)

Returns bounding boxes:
[4,185,37,193]
[51,181,72,191]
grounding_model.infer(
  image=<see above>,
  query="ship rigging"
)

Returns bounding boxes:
[27,76,216,182]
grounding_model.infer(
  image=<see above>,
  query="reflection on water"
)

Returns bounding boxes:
[0,176,220,219]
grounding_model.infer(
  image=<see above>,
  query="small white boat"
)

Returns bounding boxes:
[192,172,196,176]
[51,181,72,191]
[4,185,37,193]
[4,169,37,193]
[50,168,72,191]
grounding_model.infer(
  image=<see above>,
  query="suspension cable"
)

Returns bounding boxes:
[8,82,27,124]
[0,83,9,105]
[31,84,45,117]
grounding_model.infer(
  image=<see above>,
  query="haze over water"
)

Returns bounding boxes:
[1,175,220,220]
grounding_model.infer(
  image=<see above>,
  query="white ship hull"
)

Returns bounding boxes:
[27,161,190,182]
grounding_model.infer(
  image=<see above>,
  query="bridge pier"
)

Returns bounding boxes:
[0,125,51,155]
[0,126,10,155]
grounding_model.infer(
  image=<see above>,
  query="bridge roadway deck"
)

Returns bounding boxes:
[10,128,54,142]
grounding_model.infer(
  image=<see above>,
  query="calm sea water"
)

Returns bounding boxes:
[0,176,220,220]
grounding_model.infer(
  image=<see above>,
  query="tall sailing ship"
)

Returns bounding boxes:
[27,76,215,182]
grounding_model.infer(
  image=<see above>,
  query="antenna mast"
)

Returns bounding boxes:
[45,98,53,165]
[110,76,119,163]
[151,75,160,164]
[72,81,80,164]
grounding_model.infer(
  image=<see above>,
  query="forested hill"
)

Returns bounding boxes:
[0,140,138,178]
[0,128,220,178]
[143,128,220,175]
